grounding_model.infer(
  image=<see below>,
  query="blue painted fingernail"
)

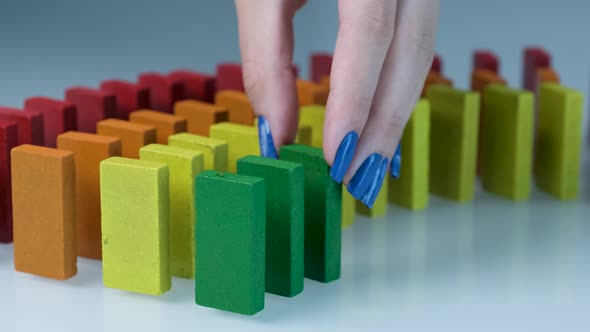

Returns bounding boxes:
[346,153,385,199]
[330,131,358,183]
[257,116,278,159]
[361,157,388,208]
[390,143,402,179]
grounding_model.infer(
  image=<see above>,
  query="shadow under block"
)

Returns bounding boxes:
[210,123,259,173]
[0,107,44,146]
[57,132,121,259]
[169,70,216,103]
[168,133,228,171]
[24,97,77,148]
[138,72,184,113]
[11,145,77,280]
[357,177,388,217]
[65,87,116,133]
[481,86,534,200]
[534,83,583,200]
[215,90,255,126]
[0,121,17,243]
[280,144,342,283]
[174,100,229,136]
[388,99,430,210]
[297,80,329,106]
[140,144,203,279]
[237,156,304,297]
[299,105,326,148]
[100,80,151,120]
[195,171,265,316]
[100,157,171,295]
[129,110,187,144]
[341,190,355,228]
[427,86,480,202]
[97,119,157,159]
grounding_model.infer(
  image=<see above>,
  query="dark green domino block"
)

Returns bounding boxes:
[237,155,304,297]
[194,171,266,316]
[279,144,342,283]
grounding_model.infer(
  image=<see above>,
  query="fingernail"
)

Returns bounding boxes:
[361,157,388,208]
[390,143,402,179]
[257,115,278,159]
[330,131,359,183]
[346,153,385,199]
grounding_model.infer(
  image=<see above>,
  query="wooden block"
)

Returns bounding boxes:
[388,99,430,210]
[536,68,560,87]
[168,133,228,171]
[138,72,185,113]
[427,86,479,202]
[65,87,116,133]
[299,105,326,148]
[57,131,121,259]
[215,63,244,92]
[169,70,216,103]
[295,124,312,145]
[357,176,388,217]
[310,53,333,83]
[174,100,228,136]
[100,157,171,295]
[473,50,500,74]
[341,190,355,228]
[11,145,76,280]
[24,97,77,148]
[534,83,583,200]
[140,144,203,279]
[100,80,151,120]
[280,144,341,283]
[319,76,330,90]
[481,86,534,200]
[129,110,187,144]
[421,71,453,97]
[215,90,255,126]
[195,171,265,315]
[210,122,259,172]
[0,121,17,243]
[0,107,44,145]
[431,54,442,73]
[297,80,329,106]
[522,47,551,92]
[97,119,157,159]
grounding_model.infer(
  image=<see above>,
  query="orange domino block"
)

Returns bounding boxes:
[57,132,121,259]
[174,100,229,136]
[215,90,255,126]
[536,68,560,88]
[422,71,453,97]
[319,76,330,90]
[11,145,77,280]
[97,119,157,158]
[297,80,329,106]
[129,110,187,144]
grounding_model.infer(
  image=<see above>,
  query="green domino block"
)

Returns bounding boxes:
[237,156,304,297]
[139,144,204,279]
[279,144,342,283]
[195,171,265,315]
[100,157,170,295]
[481,85,534,200]
[427,86,480,202]
[389,99,430,210]
[168,133,228,171]
[534,83,583,200]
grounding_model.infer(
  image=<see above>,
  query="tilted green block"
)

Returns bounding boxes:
[168,133,228,172]
[194,171,265,315]
[534,83,583,200]
[237,156,304,297]
[341,189,355,228]
[357,177,388,217]
[299,105,326,148]
[100,157,171,295]
[427,86,480,202]
[481,86,534,200]
[279,144,342,283]
[389,99,430,210]
[139,144,204,279]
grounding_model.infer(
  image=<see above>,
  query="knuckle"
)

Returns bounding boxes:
[241,60,265,98]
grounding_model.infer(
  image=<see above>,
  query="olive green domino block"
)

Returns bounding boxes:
[427,86,480,202]
[357,177,388,216]
[280,144,342,283]
[139,144,204,279]
[481,86,534,200]
[389,99,430,210]
[195,171,265,316]
[100,157,171,295]
[237,156,304,297]
[210,123,259,173]
[299,105,326,148]
[341,189,355,228]
[534,83,583,200]
[168,133,228,172]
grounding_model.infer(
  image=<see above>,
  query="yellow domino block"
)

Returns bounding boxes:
[299,105,325,148]
[356,176,388,217]
[341,189,355,228]
[210,122,259,173]
[295,125,312,146]
[168,133,228,171]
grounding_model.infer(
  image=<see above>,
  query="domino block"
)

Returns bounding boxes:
[473,50,500,74]
[427,86,479,202]
[356,177,388,216]
[295,124,312,145]
[310,53,333,83]
[97,119,157,159]
[422,71,453,97]
[169,70,216,103]
[100,157,171,295]
[129,110,187,144]
[280,144,341,283]
[481,86,534,200]
[24,97,77,148]
[138,72,185,113]
[173,100,228,136]
[534,83,583,200]
[0,121,17,243]
[168,133,228,171]
[65,87,116,133]
[216,63,244,92]
[0,107,44,145]
[210,122,259,173]
[299,105,326,148]
[341,190,355,228]
[536,68,560,92]
[195,171,265,315]
[140,144,204,279]
[57,131,121,259]
[319,76,330,90]
[297,80,329,105]
[388,99,430,210]
[11,145,76,280]
[431,54,442,73]
[100,80,151,120]
[215,90,255,126]
[237,156,304,297]
[522,47,551,92]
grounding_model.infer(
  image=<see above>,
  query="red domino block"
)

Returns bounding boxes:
[473,50,500,74]
[310,53,333,83]
[216,63,244,92]
[0,107,44,146]
[0,120,17,242]
[138,72,185,113]
[100,80,151,120]
[430,54,442,74]
[24,97,77,148]
[168,70,216,103]
[292,64,300,78]
[522,47,551,92]
[65,87,116,133]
